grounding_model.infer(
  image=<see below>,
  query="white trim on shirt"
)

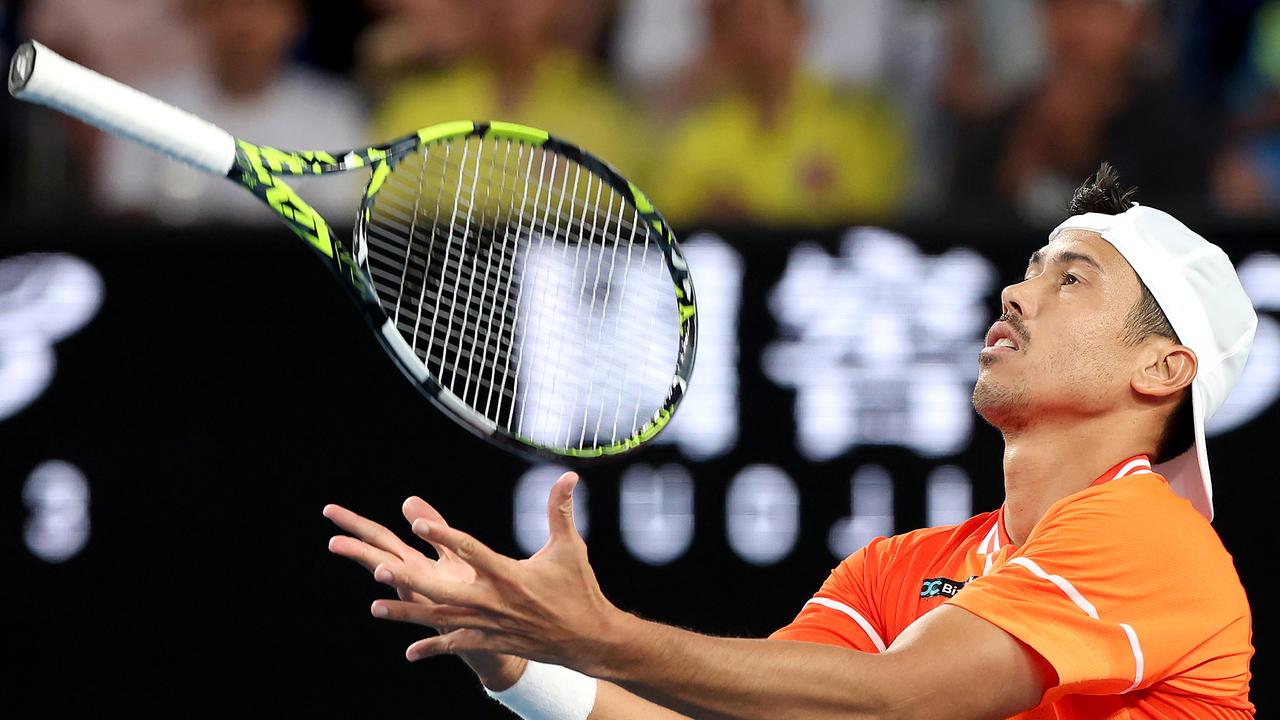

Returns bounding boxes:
[804,598,888,652]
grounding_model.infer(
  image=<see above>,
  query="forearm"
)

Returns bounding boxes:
[591,680,692,720]
[586,614,896,720]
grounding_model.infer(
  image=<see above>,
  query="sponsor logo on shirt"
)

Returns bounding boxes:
[920,576,978,599]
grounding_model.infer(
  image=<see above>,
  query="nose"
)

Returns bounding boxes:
[1000,278,1036,319]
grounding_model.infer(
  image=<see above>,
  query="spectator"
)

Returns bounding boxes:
[615,0,910,94]
[95,0,366,226]
[367,0,645,179]
[1212,0,1280,217]
[649,0,909,227]
[23,0,199,86]
[20,0,202,215]
[945,0,1213,225]
[941,0,1045,122]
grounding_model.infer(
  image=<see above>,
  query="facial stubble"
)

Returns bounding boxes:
[972,356,1034,432]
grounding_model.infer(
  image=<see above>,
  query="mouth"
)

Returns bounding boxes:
[982,321,1022,354]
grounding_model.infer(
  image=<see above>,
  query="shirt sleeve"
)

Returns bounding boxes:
[769,538,889,653]
[945,481,1251,703]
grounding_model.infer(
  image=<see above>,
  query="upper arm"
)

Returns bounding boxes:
[877,604,1055,719]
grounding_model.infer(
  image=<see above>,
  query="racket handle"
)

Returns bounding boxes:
[8,40,237,176]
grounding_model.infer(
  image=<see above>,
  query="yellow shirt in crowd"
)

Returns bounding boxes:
[651,76,909,227]
[374,51,646,181]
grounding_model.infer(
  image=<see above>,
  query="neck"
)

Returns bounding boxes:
[732,55,797,129]
[489,43,549,112]
[213,58,283,100]
[1000,413,1154,545]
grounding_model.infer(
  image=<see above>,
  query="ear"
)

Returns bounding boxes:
[1131,341,1197,400]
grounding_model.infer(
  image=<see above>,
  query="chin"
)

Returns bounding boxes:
[971,376,1031,430]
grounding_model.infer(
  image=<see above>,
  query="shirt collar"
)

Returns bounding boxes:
[983,454,1154,556]
[1090,454,1154,487]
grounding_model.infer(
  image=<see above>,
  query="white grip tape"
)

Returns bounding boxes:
[10,40,237,175]
[486,661,597,720]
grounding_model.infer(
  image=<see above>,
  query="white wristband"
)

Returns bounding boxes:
[485,661,598,720]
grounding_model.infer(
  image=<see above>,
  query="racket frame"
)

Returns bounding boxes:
[9,40,697,461]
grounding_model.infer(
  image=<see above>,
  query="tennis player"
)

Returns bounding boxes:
[326,165,1256,718]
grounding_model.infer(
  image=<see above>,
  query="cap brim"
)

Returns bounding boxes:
[1153,380,1213,521]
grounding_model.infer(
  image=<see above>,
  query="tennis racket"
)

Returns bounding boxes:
[8,40,697,460]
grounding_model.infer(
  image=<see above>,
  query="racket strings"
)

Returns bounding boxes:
[368,144,675,386]
[362,134,680,451]
[365,231,670,391]
[374,144,651,259]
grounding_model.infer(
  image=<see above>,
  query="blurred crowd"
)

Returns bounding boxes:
[4,0,1280,229]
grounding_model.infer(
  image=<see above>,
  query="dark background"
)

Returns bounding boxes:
[3,221,1274,716]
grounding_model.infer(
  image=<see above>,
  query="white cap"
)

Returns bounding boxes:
[1049,205,1257,521]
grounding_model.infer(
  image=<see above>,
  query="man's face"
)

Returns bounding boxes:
[712,0,804,75]
[192,0,301,94]
[481,0,562,52]
[972,229,1146,430]
[1044,0,1147,75]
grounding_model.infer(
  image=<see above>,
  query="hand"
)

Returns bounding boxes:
[323,496,527,689]
[364,472,623,675]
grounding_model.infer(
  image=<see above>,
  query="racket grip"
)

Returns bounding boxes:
[8,40,237,176]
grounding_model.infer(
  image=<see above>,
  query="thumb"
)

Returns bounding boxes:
[545,472,582,545]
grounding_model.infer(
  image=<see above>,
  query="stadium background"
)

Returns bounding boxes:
[2,0,1276,715]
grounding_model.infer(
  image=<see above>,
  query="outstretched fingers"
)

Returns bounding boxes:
[402,496,447,526]
[410,518,514,577]
[327,533,399,574]
[406,628,505,661]
[370,598,497,631]
[322,503,419,560]
[402,496,474,581]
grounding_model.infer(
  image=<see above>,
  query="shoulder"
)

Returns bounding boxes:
[972,476,1253,699]
[1035,474,1221,550]
[1025,474,1247,600]
[667,87,754,138]
[846,510,999,571]
[546,51,619,98]
[382,62,482,97]
[797,75,902,127]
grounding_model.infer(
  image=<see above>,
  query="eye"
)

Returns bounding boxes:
[1060,271,1080,286]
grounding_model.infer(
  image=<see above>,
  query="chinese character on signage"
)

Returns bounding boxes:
[764,228,996,459]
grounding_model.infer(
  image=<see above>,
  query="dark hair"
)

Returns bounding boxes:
[1068,163,1194,463]
[1068,162,1137,215]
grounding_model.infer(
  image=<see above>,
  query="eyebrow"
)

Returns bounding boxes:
[1026,249,1104,274]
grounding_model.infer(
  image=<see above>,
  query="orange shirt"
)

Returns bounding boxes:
[771,456,1255,718]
